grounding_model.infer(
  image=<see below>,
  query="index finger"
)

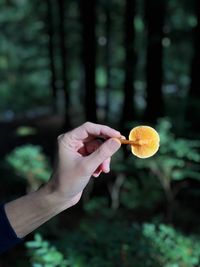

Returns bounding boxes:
[69,122,121,141]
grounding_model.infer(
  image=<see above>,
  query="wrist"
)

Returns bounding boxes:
[4,185,72,238]
[40,177,78,211]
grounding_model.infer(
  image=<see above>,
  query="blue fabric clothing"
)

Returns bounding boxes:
[0,204,23,254]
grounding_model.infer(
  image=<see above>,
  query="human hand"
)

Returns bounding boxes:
[4,122,121,239]
[46,122,121,208]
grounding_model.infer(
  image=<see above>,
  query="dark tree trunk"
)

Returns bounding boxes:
[121,0,136,133]
[190,0,200,98]
[186,0,200,132]
[144,0,165,122]
[80,0,97,122]
[46,0,57,112]
[58,0,71,128]
[105,2,112,123]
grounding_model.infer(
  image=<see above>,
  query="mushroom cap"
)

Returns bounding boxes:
[129,126,160,158]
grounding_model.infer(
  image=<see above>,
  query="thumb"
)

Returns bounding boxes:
[85,138,121,174]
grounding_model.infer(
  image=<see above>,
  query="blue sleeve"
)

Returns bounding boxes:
[0,204,23,254]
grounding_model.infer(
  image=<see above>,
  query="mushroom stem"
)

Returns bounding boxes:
[119,139,138,146]
[119,138,148,146]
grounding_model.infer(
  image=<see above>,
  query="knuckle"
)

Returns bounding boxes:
[83,121,92,128]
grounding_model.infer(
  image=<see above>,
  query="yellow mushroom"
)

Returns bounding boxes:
[119,126,160,158]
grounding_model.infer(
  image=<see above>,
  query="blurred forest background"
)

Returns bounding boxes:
[1,0,200,266]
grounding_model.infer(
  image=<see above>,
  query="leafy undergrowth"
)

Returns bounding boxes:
[26,220,200,267]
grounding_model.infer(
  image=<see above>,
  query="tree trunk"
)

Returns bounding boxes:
[105,1,112,123]
[46,0,57,112]
[144,0,165,122]
[190,0,200,98]
[187,0,200,132]
[58,0,71,128]
[80,0,97,122]
[121,0,136,133]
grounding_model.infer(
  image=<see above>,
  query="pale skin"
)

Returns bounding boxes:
[4,122,122,238]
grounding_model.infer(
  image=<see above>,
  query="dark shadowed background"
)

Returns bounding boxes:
[0,0,200,266]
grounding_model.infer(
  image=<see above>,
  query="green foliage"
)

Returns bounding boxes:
[6,144,51,191]
[120,175,163,210]
[112,118,200,219]
[83,197,111,217]
[0,0,196,124]
[0,0,51,115]
[15,126,37,137]
[26,233,68,267]
[27,222,200,267]
[134,118,200,182]
[141,223,200,267]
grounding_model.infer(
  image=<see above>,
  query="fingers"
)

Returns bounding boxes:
[92,158,111,177]
[69,122,121,141]
[57,122,121,178]
[92,165,102,177]
[83,139,111,177]
[85,139,103,154]
[101,157,111,173]
[84,138,121,174]
[78,139,103,156]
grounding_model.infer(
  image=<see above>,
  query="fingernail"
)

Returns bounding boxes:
[104,168,110,173]
[111,138,121,146]
[103,164,110,173]
[93,171,101,178]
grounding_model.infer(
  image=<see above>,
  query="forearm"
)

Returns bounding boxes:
[4,184,70,238]
[4,123,121,240]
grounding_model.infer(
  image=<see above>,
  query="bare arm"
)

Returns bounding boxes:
[4,122,121,238]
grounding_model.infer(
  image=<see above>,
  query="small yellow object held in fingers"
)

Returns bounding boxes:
[119,126,160,158]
